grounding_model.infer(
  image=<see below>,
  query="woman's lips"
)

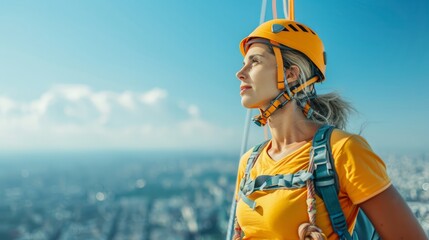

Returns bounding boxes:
[240,86,252,95]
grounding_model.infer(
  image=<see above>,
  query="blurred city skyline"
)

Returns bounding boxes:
[0,151,428,239]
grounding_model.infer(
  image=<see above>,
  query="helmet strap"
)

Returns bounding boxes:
[252,76,319,126]
[271,43,285,89]
[252,91,292,126]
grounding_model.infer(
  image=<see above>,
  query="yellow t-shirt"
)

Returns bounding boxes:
[234,129,391,239]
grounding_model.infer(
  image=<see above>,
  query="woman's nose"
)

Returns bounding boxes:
[236,66,246,81]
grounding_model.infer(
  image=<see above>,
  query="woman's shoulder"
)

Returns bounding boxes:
[237,140,273,175]
[239,148,253,165]
[329,128,391,204]
[330,128,356,143]
[237,142,266,173]
[330,128,369,148]
[330,128,372,154]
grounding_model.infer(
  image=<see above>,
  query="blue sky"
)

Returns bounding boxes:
[0,0,428,154]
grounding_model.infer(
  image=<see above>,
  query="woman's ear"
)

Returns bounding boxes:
[285,65,300,84]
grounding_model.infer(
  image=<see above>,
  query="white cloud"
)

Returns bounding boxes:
[187,105,200,118]
[0,96,16,114]
[29,92,55,116]
[0,84,241,152]
[140,88,167,105]
[117,91,135,110]
[89,91,112,124]
[54,84,91,101]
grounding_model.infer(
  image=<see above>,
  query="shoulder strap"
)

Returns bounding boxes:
[244,140,269,178]
[238,140,270,209]
[312,125,353,240]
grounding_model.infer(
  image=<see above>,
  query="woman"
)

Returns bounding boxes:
[233,19,427,239]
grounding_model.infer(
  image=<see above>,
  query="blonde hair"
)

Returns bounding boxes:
[280,48,355,130]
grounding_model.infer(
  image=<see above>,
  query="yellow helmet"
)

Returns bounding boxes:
[239,19,325,126]
[239,19,326,81]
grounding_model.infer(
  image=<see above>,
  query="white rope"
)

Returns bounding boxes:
[264,124,270,141]
[272,0,277,19]
[260,0,267,24]
[240,0,268,155]
[240,109,252,155]
[282,0,288,19]
[225,0,269,238]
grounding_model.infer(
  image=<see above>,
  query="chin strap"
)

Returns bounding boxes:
[252,75,319,126]
[245,39,321,126]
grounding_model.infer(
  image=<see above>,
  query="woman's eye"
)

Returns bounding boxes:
[251,58,260,64]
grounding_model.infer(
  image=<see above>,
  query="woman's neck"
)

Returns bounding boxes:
[265,101,320,160]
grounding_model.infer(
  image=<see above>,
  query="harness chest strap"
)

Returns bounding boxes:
[238,140,313,210]
[239,170,313,210]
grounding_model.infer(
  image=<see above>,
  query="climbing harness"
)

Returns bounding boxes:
[235,125,380,239]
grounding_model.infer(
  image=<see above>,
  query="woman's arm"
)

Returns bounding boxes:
[359,185,427,239]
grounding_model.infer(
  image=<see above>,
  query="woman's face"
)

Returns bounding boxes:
[236,43,280,109]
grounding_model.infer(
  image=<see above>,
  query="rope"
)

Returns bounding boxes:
[233,217,242,240]
[298,149,327,240]
[260,0,267,24]
[240,109,252,157]
[289,0,295,20]
[264,124,270,141]
[228,0,297,238]
[306,153,317,225]
[272,0,278,19]
[282,0,288,19]
[227,0,269,237]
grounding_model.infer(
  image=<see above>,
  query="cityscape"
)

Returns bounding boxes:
[0,150,428,239]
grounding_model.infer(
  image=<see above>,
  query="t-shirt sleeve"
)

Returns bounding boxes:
[334,134,391,204]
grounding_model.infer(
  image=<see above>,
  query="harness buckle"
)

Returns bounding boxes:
[312,145,333,177]
[241,180,255,196]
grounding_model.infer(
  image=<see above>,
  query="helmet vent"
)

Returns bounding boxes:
[272,24,288,33]
[288,24,299,32]
[296,24,308,32]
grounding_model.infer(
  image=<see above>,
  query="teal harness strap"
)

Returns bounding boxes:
[240,170,312,209]
[312,125,352,240]
[239,140,312,210]
[239,140,269,210]
[250,170,312,191]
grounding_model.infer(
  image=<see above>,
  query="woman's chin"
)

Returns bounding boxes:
[241,99,258,109]
[241,95,273,109]
[240,98,251,108]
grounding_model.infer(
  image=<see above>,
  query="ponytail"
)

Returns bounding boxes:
[309,92,354,130]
